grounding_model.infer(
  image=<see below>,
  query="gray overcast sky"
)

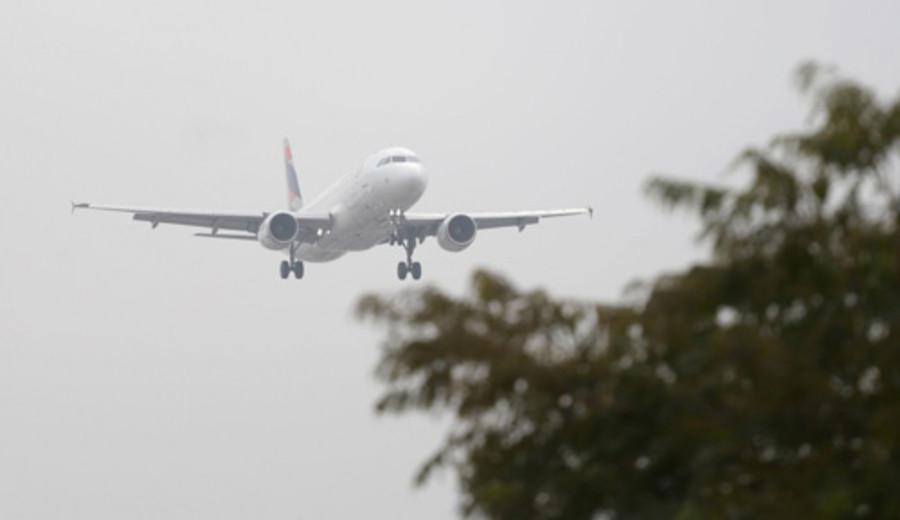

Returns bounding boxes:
[2,1,899,518]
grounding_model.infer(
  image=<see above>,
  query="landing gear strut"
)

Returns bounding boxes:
[280,244,304,280]
[397,236,422,281]
[389,208,422,281]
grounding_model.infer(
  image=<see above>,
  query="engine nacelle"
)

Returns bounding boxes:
[257,211,299,250]
[436,213,477,252]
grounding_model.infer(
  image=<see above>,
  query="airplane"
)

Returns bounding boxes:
[74,140,592,281]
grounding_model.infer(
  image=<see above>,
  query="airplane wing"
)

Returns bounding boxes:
[72,203,332,242]
[396,207,593,240]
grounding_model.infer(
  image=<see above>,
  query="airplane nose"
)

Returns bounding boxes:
[396,162,426,191]
[410,163,427,191]
[392,163,427,203]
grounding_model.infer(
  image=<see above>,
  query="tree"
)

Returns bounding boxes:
[357,64,900,520]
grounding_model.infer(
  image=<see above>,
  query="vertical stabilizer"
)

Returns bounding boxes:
[284,138,303,211]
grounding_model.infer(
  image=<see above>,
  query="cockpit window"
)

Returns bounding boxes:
[377,155,420,167]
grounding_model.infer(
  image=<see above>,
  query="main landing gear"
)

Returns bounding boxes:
[280,244,304,280]
[280,260,304,279]
[397,236,422,281]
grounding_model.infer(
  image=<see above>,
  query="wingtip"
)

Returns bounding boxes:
[587,205,594,219]
[71,201,89,214]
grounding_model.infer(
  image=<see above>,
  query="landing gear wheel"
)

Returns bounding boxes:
[292,261,304,279]
[395,235,422,281]
[280,260,291,279]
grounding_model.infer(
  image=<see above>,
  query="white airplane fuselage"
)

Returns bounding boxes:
[293,147,427,262]
[74,140,590,281]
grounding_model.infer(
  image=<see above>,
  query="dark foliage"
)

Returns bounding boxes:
[357,63,900,520]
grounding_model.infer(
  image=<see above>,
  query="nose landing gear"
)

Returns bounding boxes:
[390,209,422,281]
[397,236,422,281]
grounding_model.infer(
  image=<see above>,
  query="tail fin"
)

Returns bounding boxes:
[284,138,304,211]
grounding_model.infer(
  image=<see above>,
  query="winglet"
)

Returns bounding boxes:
[284,138,304,211]
[71,201,89,214]
[587,205,594,219]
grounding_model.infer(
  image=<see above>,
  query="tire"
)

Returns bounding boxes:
[280,260,291,279]
[411,262,422,280]
[397,261,408,280]
[293,261,304,279]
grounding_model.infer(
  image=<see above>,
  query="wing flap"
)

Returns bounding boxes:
[398,207,592,236]
[194,232,258,240]
[74,203,333,242]
[132,211,263,233]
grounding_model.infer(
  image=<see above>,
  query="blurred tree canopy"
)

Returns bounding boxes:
[357,63,900,520]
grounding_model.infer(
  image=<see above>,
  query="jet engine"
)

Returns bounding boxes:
[257,211,299,250]
[436,213,477,252]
